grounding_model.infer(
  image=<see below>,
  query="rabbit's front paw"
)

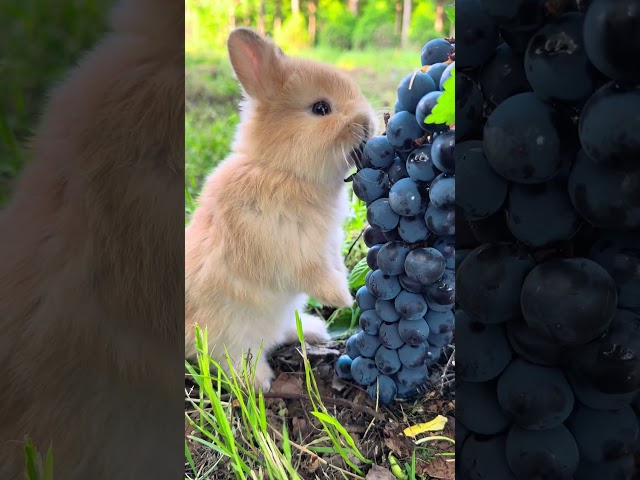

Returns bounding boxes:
[253,360,275,392]
[300,313,331,344]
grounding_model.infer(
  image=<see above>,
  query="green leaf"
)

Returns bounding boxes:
[326,307,355,335]
[445,4,455,24]
[306,297,323,308]
[347,257,370,290]
[425,67,455,126]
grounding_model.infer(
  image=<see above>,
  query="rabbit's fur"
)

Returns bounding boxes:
[185,28,377,391]
[0,0,184,478]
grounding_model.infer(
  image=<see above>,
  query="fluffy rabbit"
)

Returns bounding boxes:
[0,0,184,478]
[185,28,377,391]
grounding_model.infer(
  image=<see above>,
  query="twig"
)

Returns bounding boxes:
[344,226,365,262]
[439,349,455,395]
[262,392,386,421]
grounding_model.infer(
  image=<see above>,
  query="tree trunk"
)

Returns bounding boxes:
[394,1,402,36]
[274,0,282,33]
[291,0,300,16]
[401,0,411,48]
[435,0,444,33]
[308,0,317,45]
[257,0,266,34]
[348,0,359,15]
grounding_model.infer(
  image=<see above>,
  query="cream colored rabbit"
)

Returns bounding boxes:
[0,0,183,478]
[185,28,377,391]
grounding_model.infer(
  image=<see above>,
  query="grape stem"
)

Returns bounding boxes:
[344,227,365,262]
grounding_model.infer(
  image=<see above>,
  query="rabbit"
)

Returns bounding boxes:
[185,27,378,392]
[0,0,184,479]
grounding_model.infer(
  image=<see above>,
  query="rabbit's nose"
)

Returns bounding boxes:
[352,113,372,140]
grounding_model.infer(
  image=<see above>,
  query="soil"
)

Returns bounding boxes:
[185,339,455,480]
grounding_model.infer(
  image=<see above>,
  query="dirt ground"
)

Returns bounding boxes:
[185,338,455,480]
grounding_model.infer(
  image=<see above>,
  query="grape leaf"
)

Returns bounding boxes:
[348,257,370,290]
[425,67,455,126]
[445,4,455,24]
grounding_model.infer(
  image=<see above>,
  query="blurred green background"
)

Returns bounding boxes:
[0,0,115,206]
[185,1,453,264]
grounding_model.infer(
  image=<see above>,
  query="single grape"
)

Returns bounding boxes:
[366,244,382,270]
[374,346,402,376]
[335,354,353,380]
[378,322,405,350]
[425,62,449,87]
[421,38,454,66]
[521,257,617,345]
[439,61,455,90]
[568,371,638,411]
[350,356,378,386]
[406,145,438,183]
[394,99,405,114]
[505,178,582,248]
[433,236,455,269]
[395,365,429,390]
[352,168,390,204]
[425,309,455,335]
[367,198,400,232]
[397,215,430,243]
[367,375,397,405]
[363,225,387,247]
[375,298,400,323]
[565,403,638,462]
[416,91,447,132]
[404,247,446,286]
[460,434,517,480]
[355,285,376,311]
[386,155,409,184]
[456,0,500,68]
[456,72,484,140]
[506,317,565,367]
[457,243,535,324]
[457,381,510,435]
[425,203,455,236]
[354,331,382,358]
[376,241,411,276]
[456,140,508,220]
[363,135,396,169]
[480,43,532,110]
[525,12,603,104]
[456,310,512,382]
[398,273,424,294]
[483,92,576,184]
[428,174,455,210]
[506,425,579,479]
[345,334,360,360]
[388,178,425,216]
[397,317,430,348]
[365,269,401,300]
[386,111,425,152]
[568,149,640,230]
[394,290,428,321]
[424,269,455,312]
[359,309,383,335]
[431,130,455,174]
[578,81,640,171]
[573,456,635,480]
[497,358,574,430]
[590,232,640,309]
[397,72,437,114]
[398,343,430,368]
[382,228,403,242]
[584,0,640,83]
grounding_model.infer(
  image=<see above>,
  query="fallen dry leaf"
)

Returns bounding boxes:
[270,372,304,395]
[420,455,455,480]
[404,415,448,437]
[365,465,396,480]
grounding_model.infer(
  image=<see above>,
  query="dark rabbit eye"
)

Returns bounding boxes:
[311,101,331,116]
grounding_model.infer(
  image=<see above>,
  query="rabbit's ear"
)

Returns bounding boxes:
[227,28,285,99]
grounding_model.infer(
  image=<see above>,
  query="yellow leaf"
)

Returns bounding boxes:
[403,415,448,437]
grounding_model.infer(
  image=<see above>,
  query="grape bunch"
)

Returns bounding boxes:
[456,0,640,478]
[334,38,456,405]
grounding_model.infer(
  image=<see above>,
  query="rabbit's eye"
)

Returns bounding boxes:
[311,101,331,116]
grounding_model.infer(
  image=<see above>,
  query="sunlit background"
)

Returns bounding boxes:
[185,0,453,241]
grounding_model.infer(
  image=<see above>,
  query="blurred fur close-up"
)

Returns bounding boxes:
[185,1,455,479]
[0,0,184,479]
